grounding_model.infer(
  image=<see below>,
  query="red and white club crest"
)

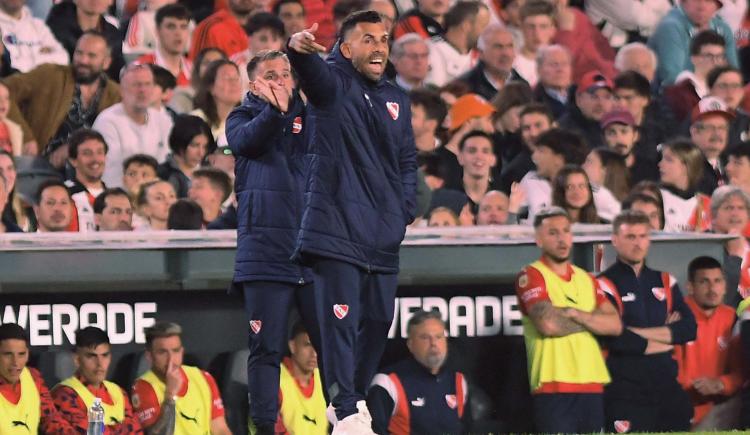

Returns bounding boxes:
[651,287,666,301]
[333,304,349,319]
[386,102,399,120]
[718,336,729,350]
[249,320,262,334]
[614,420,631,433]
[292,116,302,134]
[445,394,457,409]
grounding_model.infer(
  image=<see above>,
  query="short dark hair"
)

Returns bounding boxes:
[0,323,28,345]
[406,310,445,336]
[169,114,216,157]
[458,130,494,151]
[192,168,232,202]
[707,65,742,90]
[409,88,448,126]
[289,320,308,340]
[621,192,664,232]
[520,102,554,123]
[68,129,108,160]
[144,322,181,349]
[273,0,305,16]
[74,326,110,350]
[688,256,723,282]
[492,81,533,117]
[167,199,204,229]
[78,29,111,55]
[155,3,191,27]
[245,12,285,37]
[690,30,725,56]
[444,1,485,30]
[123,154,159,173]
[612,209,651,234]
[419,152,447,180]
[535,128,587,165]
[726,141,750,161]
[246,49,289,80]
[339,10,382,41]
[614,70,651,99]
[93,187,130,214]
[149,64,177,91]
[533,206,569,228]
[36,179,69,204]
[520,0,554,22]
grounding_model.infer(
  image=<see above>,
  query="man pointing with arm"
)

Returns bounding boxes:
[287,11,418,435]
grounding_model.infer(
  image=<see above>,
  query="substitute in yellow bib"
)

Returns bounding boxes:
[52,327,141,434]
[274,321,327,435]
[515,207,622,433]
[131,321,232,435]
[0,323,76,434]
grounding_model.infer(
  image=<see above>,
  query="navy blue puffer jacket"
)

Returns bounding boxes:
[226,92,312,284]
[287,45,418,273]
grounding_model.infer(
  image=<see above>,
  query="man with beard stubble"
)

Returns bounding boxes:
[3,30,120,156]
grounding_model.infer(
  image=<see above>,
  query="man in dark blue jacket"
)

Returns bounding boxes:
[287,10,418,434]
[225,49,317,435]
[598,210,697,433]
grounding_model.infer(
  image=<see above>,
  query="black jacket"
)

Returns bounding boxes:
[456,62,528,102]
[533,84,571,119]
[558,106,602,149]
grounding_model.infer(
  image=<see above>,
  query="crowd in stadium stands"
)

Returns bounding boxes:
[2,0,750,432]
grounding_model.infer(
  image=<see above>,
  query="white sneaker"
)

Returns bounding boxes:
[330,401,375,435]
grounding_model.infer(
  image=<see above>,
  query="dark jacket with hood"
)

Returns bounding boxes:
[287,43,418,273]
[225,91,312,284]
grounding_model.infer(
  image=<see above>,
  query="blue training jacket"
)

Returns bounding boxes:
[287,44,418,273]
[226,91,312,285]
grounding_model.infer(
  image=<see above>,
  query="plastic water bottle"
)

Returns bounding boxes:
[86,397,105,435]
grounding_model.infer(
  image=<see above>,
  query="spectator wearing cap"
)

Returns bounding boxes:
[532,45,573,120]
[33,179,74,232]
[521,128,588,223]
[457,24,527,102]
[45,0,125,82]
[437,93,495,189]
[95,63,172,188]
[601,109,659,186]
[136,4,193,88]
[585,0,672,50]
[443,130,501,214]
[663,30,729,124]
[93,188,133,231]
[4,31,120,156]
[65,129,108,233]
[390,34,431,92]
[158,114,215,198]
[614,71,677,163]
[392,0,447,41]
[707,66,750,147]
[690,95,734,195]
[649,0,737,87]
[559,71,614,150]
[426,1,489,87]
[614,43,659,84]
[207,145,235,181]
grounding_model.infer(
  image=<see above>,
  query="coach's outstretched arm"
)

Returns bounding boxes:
[287,23,340,107]
[226,78,291,159]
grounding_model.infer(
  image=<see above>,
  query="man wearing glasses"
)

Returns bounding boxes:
[690,96,734,194]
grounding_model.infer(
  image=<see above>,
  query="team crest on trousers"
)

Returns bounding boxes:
[445,394,457,409]
[386,102,399,120]
[333,304,349,319]
[614,420,631,433]
[651,287,666,301]
[249,320,262,334]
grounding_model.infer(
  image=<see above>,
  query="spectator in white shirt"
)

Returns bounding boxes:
[0,0,69,72]
[426,1,489,87]
[586,0,672,49]
[94,63,172,188]
[513,0,556,87]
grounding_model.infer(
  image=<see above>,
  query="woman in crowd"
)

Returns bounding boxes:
[191,59,243,144]
[583,148,627,221]
[0,150,31,231]
[428,206,461,227]
[135,179,177,231]
[157,114,215,198]
[0,173,21,232]
[171,47,227,113]
[658,139,711,232]
[552,165,601,224]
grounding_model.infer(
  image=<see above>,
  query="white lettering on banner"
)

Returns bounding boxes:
[0,303,158,346]
[389,295,523,338]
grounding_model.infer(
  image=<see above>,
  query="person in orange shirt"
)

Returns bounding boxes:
[674,256,743,430]
[190,0,261,59]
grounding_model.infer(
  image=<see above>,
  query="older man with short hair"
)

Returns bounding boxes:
[390,33,430,92]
